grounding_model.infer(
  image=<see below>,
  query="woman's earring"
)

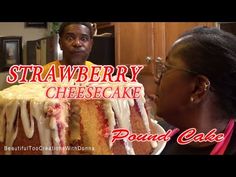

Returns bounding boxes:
[204,81,210,91]
[190,97,194,102]
[204,83,208,91]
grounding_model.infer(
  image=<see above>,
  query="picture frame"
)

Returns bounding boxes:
[25,22,48,28]
[0,36,22,72]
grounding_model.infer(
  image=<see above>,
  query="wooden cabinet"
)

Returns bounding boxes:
[161,22,215,58]
[97,22,216,95]
[115,23,154,74]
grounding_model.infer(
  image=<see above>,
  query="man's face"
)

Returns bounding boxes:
[59,24,93,65]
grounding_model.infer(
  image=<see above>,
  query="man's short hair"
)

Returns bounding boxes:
[59,22,93,38]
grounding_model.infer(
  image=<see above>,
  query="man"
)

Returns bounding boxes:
[42,22,94,78]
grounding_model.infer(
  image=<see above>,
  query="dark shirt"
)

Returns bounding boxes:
[158,119,236,155]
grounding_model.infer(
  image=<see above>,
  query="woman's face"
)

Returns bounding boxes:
[155,55,195,126]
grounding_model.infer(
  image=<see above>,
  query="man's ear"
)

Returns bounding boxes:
[190,75,210,103]
[89,38,94,51]
[59,38,62,50]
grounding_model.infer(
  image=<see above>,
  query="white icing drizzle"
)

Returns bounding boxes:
[45,101,69,155]
[0,83,69,155]
[0,102,6,142]
[91,80,138,154]
[109,99,135,155]
[20,100,34,138]
[135,98,158,149]
[45,102,61,151]
[103,80,158,153]
[5,100,19,155]
[103,100,116,148]
[31,101,52,155]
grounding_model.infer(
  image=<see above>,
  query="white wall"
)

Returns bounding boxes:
[0,22,48,43]
[0,22,49,90]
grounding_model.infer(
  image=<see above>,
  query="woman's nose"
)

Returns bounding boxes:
[154,77,161,86]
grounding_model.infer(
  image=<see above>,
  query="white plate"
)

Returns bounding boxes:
[151,120,167,155]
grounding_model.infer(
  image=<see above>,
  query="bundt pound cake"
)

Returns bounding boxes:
[0,81,158,155]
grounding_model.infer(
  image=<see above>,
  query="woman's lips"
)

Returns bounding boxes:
[147,94,155,100]
[155,94,159,103]
[147,94,159,102]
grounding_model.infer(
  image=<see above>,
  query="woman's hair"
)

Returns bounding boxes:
[59,22,94,38]
[168,26,236,117]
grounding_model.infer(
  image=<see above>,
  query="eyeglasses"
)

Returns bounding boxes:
[154,57,199,83]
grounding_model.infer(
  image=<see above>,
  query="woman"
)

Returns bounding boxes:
[155,26,236,155]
